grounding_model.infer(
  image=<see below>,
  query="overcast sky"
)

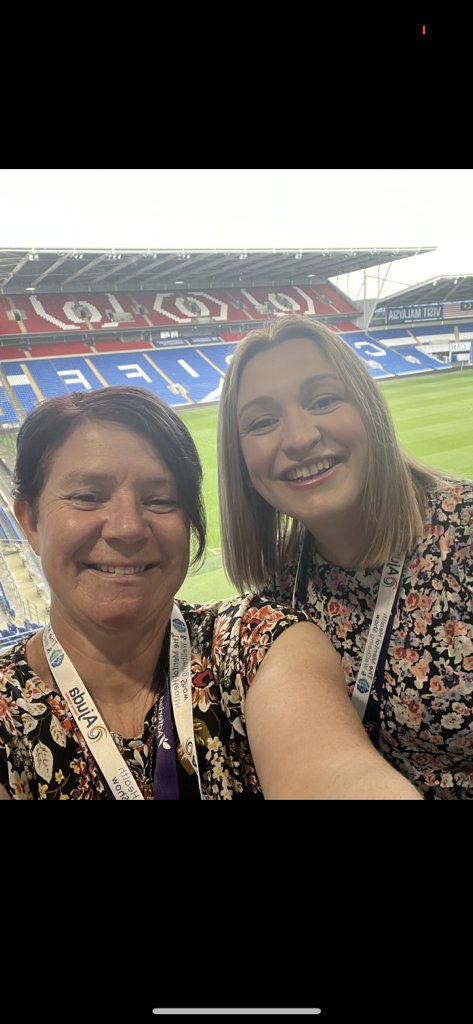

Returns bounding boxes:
[1,169,472,299]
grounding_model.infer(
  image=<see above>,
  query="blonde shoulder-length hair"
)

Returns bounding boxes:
[218,314,442,592]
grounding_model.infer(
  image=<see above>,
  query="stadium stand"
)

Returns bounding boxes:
[0,283,360,336]
[0,247,471,624]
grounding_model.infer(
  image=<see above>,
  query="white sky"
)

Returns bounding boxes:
[1,168,472,300]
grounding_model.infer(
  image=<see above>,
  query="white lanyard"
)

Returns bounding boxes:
[351,557,404,722]
[168,603,203,799]
[42,602,203,800]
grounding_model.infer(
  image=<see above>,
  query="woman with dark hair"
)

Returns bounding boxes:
[218,315,472,800]
[0,385,422,800]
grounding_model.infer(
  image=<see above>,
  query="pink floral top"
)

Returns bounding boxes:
[264,481,473,799]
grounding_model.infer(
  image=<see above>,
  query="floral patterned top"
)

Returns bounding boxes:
[261,480,473,800]
[0,595,306,800]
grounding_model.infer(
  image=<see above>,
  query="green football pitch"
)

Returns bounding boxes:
[177,369,473,603]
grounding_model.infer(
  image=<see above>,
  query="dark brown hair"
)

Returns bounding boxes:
[14,386,206,566]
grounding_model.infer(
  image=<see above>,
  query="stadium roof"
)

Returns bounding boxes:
[374,275,473,308]
[0,246,434,294]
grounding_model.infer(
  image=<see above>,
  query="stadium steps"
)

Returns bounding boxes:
[2,547,49,619]
[0,558,21,613]
[0,365,23,420]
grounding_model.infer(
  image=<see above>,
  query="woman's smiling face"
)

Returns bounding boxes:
[237,337,369,554]
[14,420,190,634]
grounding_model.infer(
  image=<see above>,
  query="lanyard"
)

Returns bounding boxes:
[351,557,404,723]
[42,602,203,800]
[167,603,204,799]
[292,544,404,726]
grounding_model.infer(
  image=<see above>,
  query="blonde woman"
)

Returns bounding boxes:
[218,315,472,800]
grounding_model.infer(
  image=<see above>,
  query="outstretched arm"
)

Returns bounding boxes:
[245,621,422,800]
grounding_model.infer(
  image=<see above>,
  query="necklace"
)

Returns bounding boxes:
[108,693,158,796]
[108,656,168,794]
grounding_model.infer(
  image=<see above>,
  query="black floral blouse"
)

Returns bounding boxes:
[0,595,306,800]
[263,481,473,800]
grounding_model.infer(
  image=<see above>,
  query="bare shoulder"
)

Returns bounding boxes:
[0,783,11,801]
